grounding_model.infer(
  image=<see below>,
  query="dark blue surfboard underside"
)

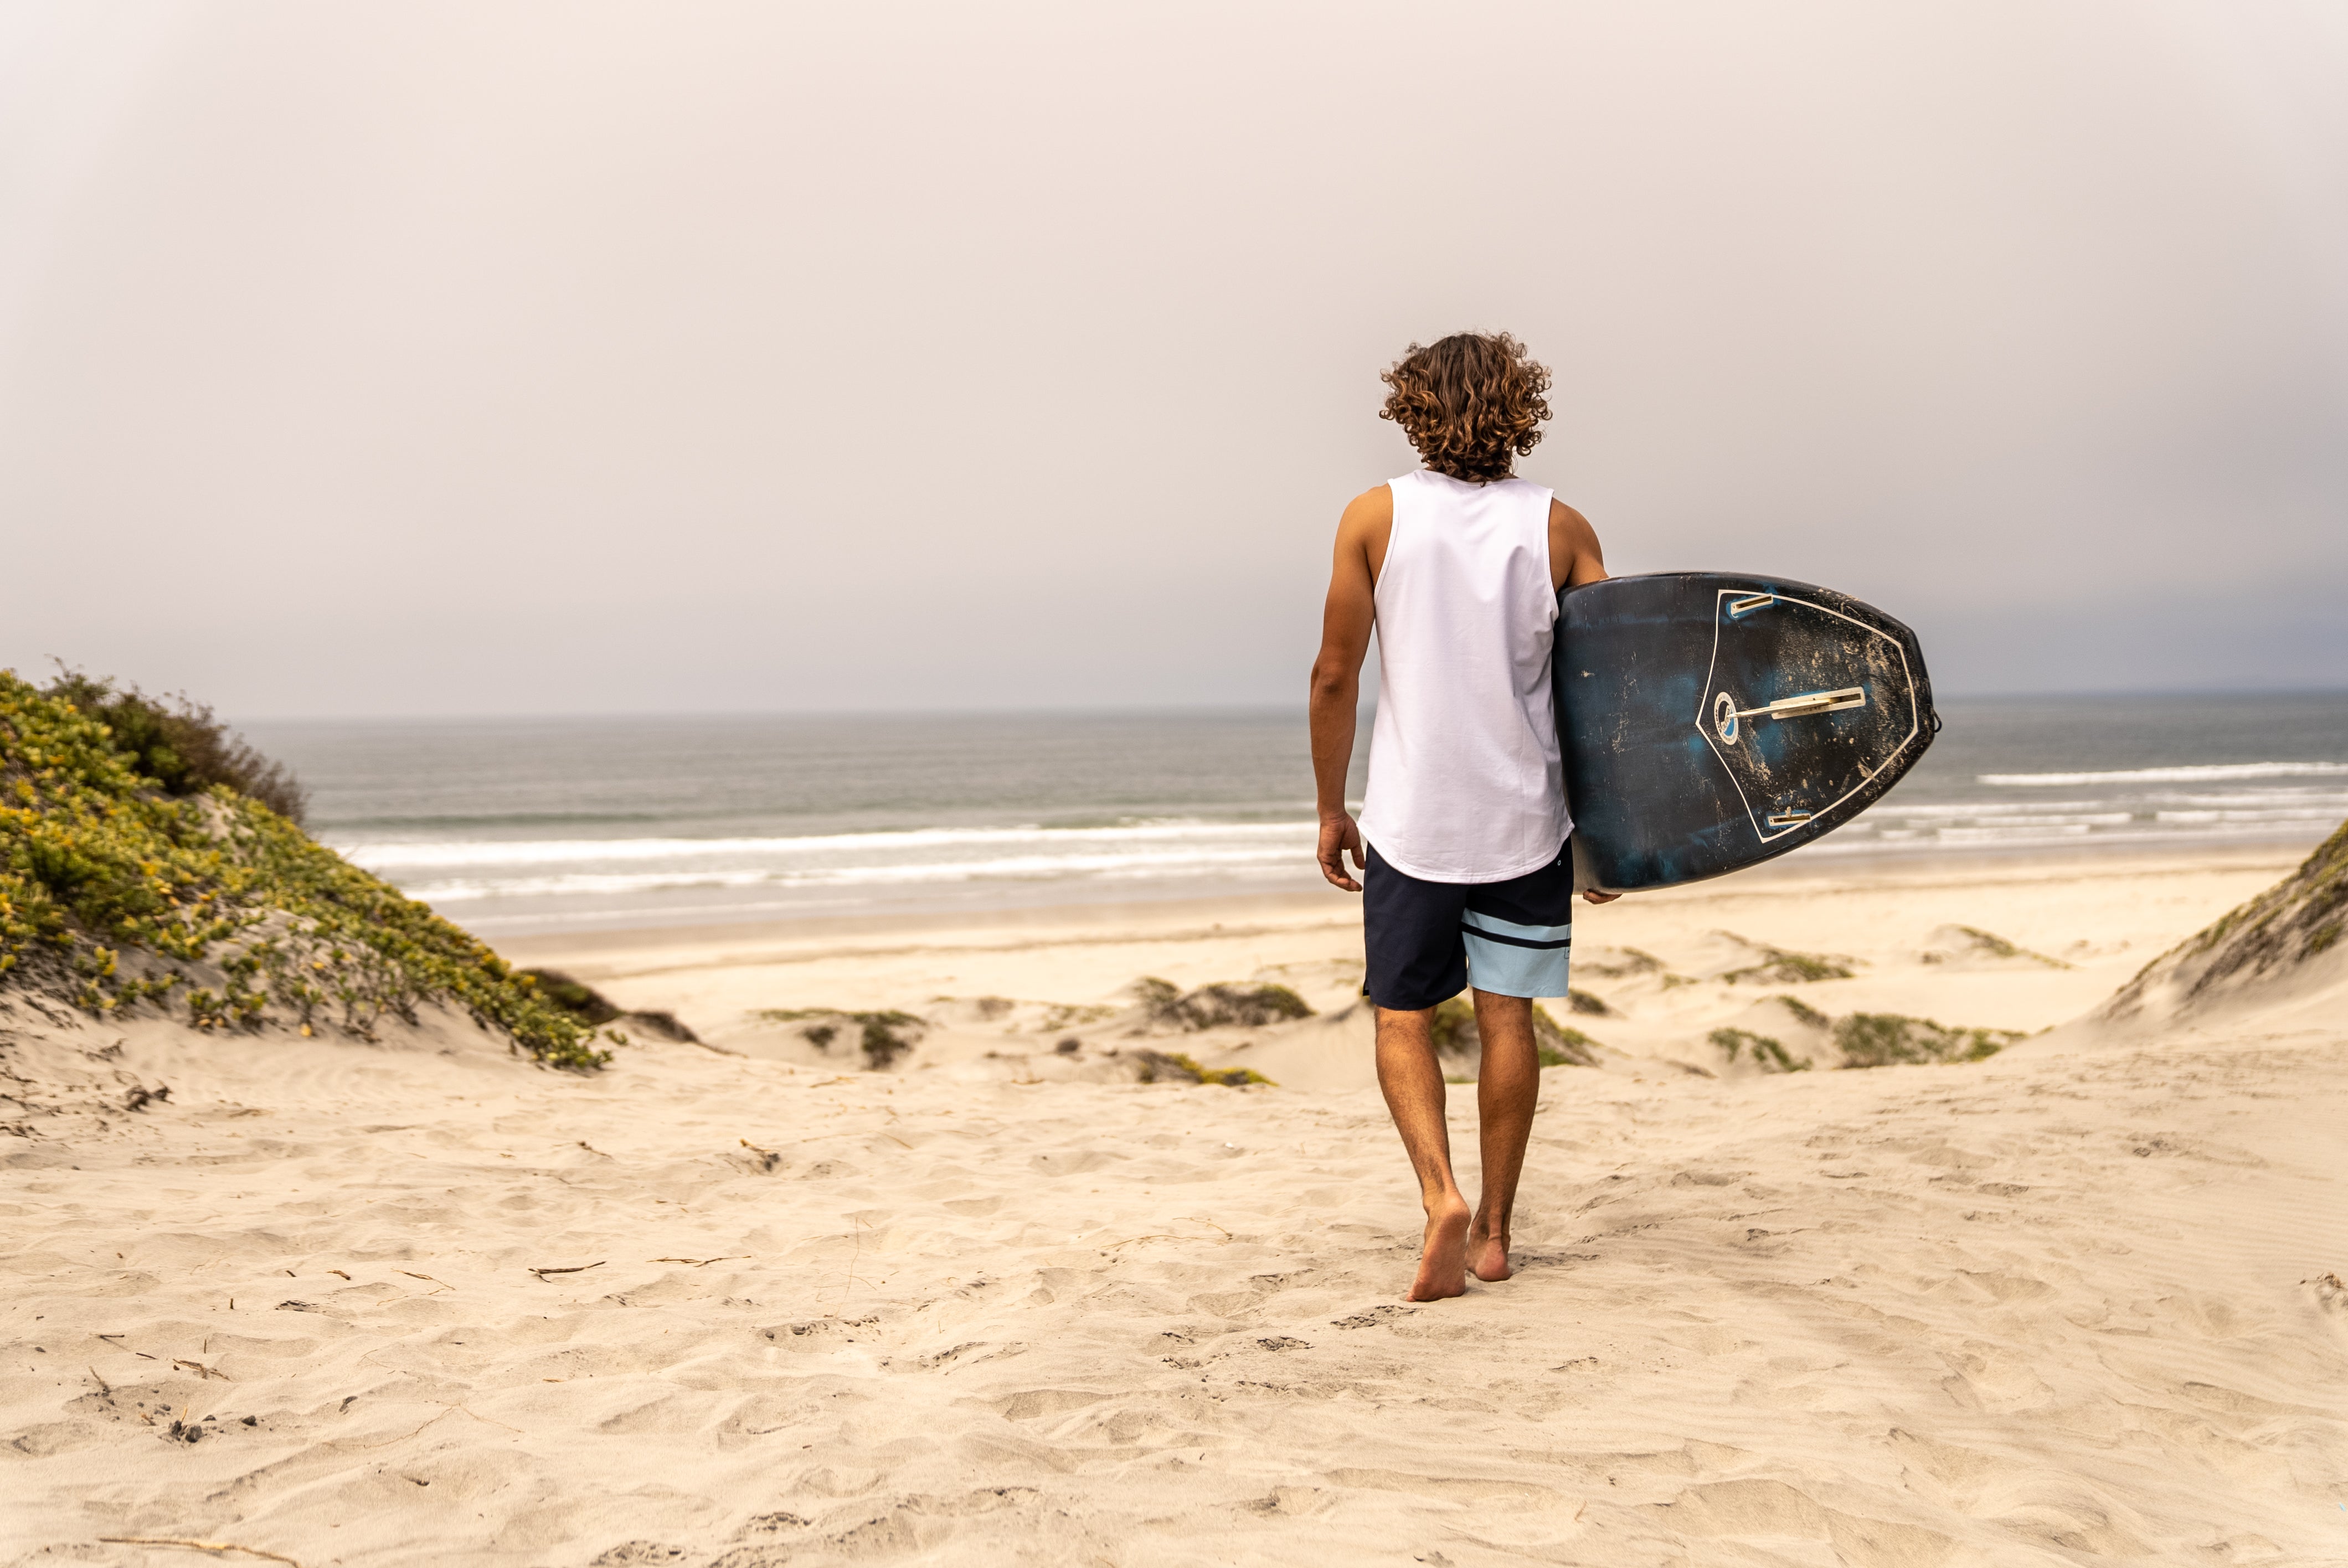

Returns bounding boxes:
[1554,572,1938,890]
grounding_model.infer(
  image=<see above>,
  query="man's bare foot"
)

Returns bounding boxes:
[1408,1199,1472,1300]
[1468,1226,1512,1282]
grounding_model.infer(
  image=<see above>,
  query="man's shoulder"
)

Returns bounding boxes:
[1340,483,1395,528]
[1548,497,1598,540]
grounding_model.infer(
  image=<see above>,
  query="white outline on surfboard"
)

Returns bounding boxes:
[1696,589,1922,846]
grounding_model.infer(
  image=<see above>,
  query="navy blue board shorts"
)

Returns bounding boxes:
[1361,842,1573,1012]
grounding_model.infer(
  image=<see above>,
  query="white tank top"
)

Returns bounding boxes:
[1358,470,1571,883]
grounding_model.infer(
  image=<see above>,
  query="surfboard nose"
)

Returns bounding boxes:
[1552,571,1937,890]
[1699,589,1924,845]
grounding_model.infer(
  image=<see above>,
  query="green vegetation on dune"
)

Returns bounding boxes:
[0,670,607,1069]
[1132,1049,1274,1087]
[524,967,699,1043]
[1710,1027,1811,1072]
[1833,1012,2022,1067]
[2108,816,2348,1015]
[1768,994,1831,1029]
[1429,994,1599,1068]
[1716,999,2017,1072]
[1534,1008,1601,1067]
[1718,933,1861,985]
[1428,995,1479,1057]
[38,670,308,823]
[520,968,621,1024]
[1136,977,1314,1030]
[1577,946,1663,979]
[1942,925,2069,969]
[758,1007,927,1068]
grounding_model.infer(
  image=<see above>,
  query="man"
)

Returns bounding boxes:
[1307,332,1615,1302]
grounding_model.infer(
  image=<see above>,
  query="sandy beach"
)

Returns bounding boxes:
[7,843,2347,1565]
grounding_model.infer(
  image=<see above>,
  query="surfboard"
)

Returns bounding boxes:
[1554,572,1939,891]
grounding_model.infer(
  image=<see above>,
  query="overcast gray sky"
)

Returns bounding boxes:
[4,1,2344,718]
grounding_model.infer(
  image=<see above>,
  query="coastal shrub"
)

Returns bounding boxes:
[622,1008,699,1043]
[1180,982,1312,1028]
[1566,988,1615,1016]
[2117,815,2348,1006]
[1833,1012,2022,1068]
[858,1010,922,1067]
[1768,994,1832,1029]
[1135,977,1314,1031]
[1711,1027,1811,1072]
[1135,976,1183,1022]
[520,968,622,1025]
[1923,925,2069,969]
[1578,947,1664,979]
[758,1007,926,1069]
[0,670,605,1069]
[38,669,307,823]
[1533,1007,1600,1067]
[1429,995,1599,1067]
[1718,933,1860,985]
[1428,996,1479,1058]
[1132,1049,1274,1087]
[524,967,699,1041]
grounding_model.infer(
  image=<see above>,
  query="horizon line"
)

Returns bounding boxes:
[227,686,2348,726]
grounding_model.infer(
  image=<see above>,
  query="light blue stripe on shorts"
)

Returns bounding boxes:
[1460,910,1572,998]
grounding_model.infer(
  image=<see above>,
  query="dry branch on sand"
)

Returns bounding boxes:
[99,1540,302,1567]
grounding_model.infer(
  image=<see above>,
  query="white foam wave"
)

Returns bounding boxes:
[407,843,1313,902]
[1809,818,2327,855]
[1979,761,2348,787]
[2153,806,2347,824]
[338,820,1309,871]
[1871,808,2133,827]
[1928,824,2097,843]
[1876,800,2108,818]
[2146,788,2348,808]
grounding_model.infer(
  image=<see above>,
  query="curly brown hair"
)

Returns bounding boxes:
[1378,332,1552,482]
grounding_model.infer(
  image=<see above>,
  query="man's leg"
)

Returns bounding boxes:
[1374,1005,1471,1301]
[1456,842,1576,1284]
[1466,991,1539,1282]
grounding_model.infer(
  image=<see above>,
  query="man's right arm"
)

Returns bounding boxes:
[1549,498,1607,590]
[1307,487,1388,893]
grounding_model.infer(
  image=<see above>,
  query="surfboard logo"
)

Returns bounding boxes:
[1697,589,1923,845]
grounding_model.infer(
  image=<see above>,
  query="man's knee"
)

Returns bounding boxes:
[1374,1005,1437,1043]
[1469,989,1533,1018]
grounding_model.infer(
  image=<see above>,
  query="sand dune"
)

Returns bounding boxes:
[6,845,2347,1565]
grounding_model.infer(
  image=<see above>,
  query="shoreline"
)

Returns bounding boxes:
[490,838,2309,969]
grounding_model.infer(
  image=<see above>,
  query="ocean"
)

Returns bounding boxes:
[244,693,2348,937]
